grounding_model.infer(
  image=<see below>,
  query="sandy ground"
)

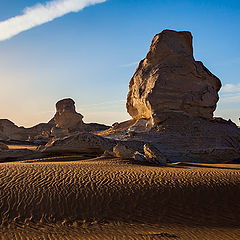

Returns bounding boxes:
[0,157,240,239]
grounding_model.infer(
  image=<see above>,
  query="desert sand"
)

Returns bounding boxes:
[0,156,240,239]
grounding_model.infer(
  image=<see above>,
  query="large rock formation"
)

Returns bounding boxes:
[101,30,240,163]
[49,98,84,132]
[126,30,221,122]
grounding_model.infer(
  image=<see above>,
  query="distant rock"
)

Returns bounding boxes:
[50,98,84,133]
[49,98,110,137]
[126,30,221,122]
[0,119,53,141]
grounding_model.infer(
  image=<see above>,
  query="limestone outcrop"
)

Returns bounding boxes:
[126,30,221,122]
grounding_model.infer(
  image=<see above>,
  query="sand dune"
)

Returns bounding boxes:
[0,157,240,239]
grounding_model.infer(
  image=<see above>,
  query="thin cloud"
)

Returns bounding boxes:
[219,83,240,103]
[0,0,106,41]
[119,61,139,68]
[221,83,240,93]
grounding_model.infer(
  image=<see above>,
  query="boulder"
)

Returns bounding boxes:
[113,143,135,159]
[126,30,221,122]
[144,144,167,165]
[133,152,146,162]
[42,132,116,155]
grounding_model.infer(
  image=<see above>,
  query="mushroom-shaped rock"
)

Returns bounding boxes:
[126,30,221,122]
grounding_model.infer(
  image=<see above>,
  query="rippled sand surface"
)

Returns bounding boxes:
[0,157,240,239]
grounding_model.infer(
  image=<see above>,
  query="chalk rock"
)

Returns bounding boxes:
[133,152,146,162]
[144,143,167,165]
[128,118,152,134]
[126,30,221,122]
[50,98,84,132]
[113,143,135,159]
[42,132,116,154]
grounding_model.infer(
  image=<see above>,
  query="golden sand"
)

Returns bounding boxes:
[0,157,240,239]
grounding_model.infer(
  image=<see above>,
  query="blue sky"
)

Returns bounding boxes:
[0,0,239,126]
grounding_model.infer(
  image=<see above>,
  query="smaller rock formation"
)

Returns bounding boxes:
[50,98,84,133]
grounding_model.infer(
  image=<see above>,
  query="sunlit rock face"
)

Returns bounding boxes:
[50,98,84,132]
[126,30,221,121]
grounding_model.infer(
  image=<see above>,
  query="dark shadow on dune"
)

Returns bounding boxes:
[170,162,240,170]
[137,232,178,239]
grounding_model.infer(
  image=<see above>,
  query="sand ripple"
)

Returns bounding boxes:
[0,158,240,239]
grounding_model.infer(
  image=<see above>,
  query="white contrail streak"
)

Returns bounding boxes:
[0,0,106,41]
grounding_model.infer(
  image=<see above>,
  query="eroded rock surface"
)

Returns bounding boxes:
[113,143,135,159]
[42,132,116,155]
[126,30,221,122]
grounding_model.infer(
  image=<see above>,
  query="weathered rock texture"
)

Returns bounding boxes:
[42,133,116,155]
[50,98,84,132]
[113,143,135,159]
[127,30,221,121]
